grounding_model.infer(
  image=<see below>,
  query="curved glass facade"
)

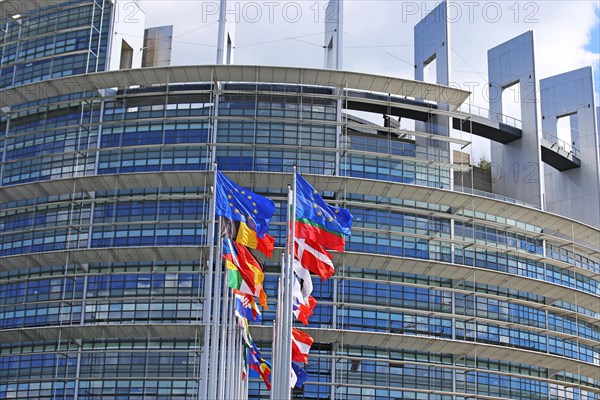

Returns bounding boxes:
[0,0,112,89]
[0,70,598,400]
[0,3,598,395]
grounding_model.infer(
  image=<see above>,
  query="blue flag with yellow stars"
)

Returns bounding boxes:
[215,171,275,238]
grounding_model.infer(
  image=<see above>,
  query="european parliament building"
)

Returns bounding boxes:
[0,1,599,399]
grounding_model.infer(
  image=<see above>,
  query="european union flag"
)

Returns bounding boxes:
[215,171,275,238]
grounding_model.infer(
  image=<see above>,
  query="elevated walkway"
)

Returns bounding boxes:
[343,94,580,171]
[540,135,581,171]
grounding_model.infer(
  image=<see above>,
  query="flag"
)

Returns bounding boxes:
[257,285,268,310]
[238,316,254,349]
[226,256,247,292]
[291,328,314,363]
[290,363,309,389]
[241,352,247,382]
[229,269,269,310]
[293,295,317,326]
[246,345,272,390]
[235,277,268,309]
[292,274,317,325]
[226,262,243,289]
[224,238,269,309]
[292,259,313,300]
[235,241,265,287]
[240,321,271,390]
[295,237,335,281]
[295,173,352,251]
[237,221,275,257]
[221,218,275,258]
[234,289,262,321]
[223,238,258,295]
[223,238,265,292]
[215,171,275,239]
[240,319,251,383]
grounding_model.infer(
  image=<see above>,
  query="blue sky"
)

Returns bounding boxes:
[588,7,600,53]
[584,6,599,99]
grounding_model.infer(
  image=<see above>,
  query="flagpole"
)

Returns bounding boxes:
[273,169,297,398]
[232,322,241,399]
[242,349,249,400]
[241,325,246,399]
[208,219,224,399]
[238,324,245,399]
[223,293,236,399]
[284,169,298,392]
[217,277,230,398]
[199,163,218,400]
[271,262,284,397]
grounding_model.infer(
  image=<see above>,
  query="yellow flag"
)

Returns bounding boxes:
[236,221,259,249]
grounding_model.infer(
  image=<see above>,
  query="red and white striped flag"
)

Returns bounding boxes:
[292,258,313,300]
[291,328,314,363]
[294,237,335,280]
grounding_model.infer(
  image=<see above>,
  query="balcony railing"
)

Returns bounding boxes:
[458,103,581,159]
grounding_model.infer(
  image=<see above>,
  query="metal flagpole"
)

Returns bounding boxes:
[223,293,237,399]
[273,169,297,398]
[231,320,239,400]
[199,163,218,399]
[208,219,224,399]
[283,169,298,393]
[217,277,230,398]
[236,321,243,399]
[271,263,284,397]
[242,347,249,400]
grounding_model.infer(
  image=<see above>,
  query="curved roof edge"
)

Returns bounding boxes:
[0,65,471,110]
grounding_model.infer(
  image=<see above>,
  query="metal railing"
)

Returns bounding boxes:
[453,184,541,210]
[457,103,582,160]
[541,130,581,159]
[458,103,522,130]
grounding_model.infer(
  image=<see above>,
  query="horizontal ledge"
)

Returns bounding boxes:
[339,251,600,312]
[0,172,597,257]
[328,300,599,348]
[0,323,203,343]
[249,325,600,379]
[1,246,597,311]
[3,323,597,380]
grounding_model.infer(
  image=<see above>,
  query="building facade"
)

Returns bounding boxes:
[0,0,113,89]
[0,2,599,400]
